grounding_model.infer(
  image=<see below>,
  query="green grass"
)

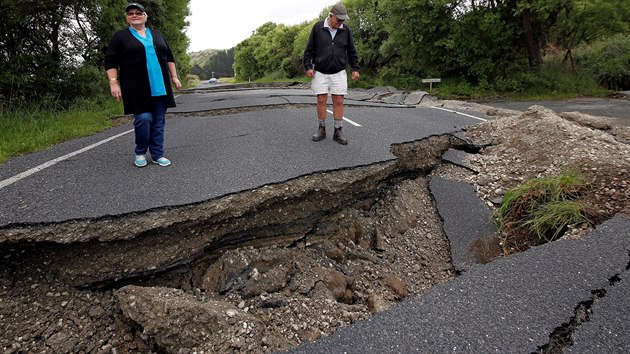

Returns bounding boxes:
[0,99,122,163]
[494,170,595,253]
[524,200,592,242]
[423,57,613,101]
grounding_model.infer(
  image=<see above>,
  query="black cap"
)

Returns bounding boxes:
[125,3,145,12]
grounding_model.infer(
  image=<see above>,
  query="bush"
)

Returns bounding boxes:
[575,34,630,90]
[66,65,107,100]
[435,80,479,99]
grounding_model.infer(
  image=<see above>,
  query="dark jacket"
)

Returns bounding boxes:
[104,28,176,115]
[303,19,360,75]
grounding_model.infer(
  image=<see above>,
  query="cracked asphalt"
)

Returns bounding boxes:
[0,86,480,226]
[291,215,630,353]
[1,85,629,352]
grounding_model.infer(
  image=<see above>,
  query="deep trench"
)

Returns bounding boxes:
[0,134,468,352]
[0,134,466,289]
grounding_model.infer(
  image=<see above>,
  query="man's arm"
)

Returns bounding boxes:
[303,23,318,73]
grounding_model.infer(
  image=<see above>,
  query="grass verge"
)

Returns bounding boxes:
[0,99,122,163]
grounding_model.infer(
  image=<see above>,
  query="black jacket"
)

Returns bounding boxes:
[104,28,176,115]
[303,19,360,75]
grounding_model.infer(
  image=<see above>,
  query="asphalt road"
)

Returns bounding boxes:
[1,87,628,352]
[0,87,484,226]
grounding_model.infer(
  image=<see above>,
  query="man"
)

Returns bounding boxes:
[303,3,360,145]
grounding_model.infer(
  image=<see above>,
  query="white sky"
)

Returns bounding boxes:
[186,0,335,52]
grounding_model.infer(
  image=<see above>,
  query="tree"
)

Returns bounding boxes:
[0,0,97,104]
[234,22,306,80]
[0,0,191,107]
[344,0,390,74]
[374,0,460,86]
[549,0,630,70]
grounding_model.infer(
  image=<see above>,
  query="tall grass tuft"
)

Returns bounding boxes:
[494,170,596,253]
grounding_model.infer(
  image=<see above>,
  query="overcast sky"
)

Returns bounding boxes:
[186,0,336,52]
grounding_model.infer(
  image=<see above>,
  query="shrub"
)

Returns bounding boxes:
[575,34,630,90]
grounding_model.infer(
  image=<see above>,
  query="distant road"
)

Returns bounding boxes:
[477,97,630,126]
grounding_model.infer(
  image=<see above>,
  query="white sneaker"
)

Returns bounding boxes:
[134,155,147,167]
[153,157,171,167]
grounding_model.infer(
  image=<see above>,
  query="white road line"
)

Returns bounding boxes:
[430,106,487,122]
[0,129,134,190]
[326,109,362,127]
[0,105,480,190]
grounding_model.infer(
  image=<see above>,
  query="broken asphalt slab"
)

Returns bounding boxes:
[430,176,497,272]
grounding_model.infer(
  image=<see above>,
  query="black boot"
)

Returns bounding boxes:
[312,126,326,141]
[333,127,348,145]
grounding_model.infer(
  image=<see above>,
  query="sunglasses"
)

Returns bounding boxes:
[126,11,144,16]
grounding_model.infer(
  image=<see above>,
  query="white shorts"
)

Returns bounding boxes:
[310,70,348,95]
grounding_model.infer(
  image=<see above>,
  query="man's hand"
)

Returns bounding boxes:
[306,69,314,78]
[351,71,360,81]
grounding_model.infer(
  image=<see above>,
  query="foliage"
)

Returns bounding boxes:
[0,98,121,163]
[190,49,235,79]
[494,170,596,253]
[233,22,310,81]
[549,0,630,68]
[574,34,630,90]
[447,7,527,86]
[0,0,191,109]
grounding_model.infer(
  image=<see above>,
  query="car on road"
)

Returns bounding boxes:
[208,78,218,83]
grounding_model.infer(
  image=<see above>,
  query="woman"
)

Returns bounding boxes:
[104,2,182,167]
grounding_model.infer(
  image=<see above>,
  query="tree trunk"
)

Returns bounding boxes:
[522,8,542,68]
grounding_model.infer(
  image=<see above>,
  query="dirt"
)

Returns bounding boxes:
[1,101,629,353]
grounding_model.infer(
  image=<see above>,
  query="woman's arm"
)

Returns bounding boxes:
[167,62,182,89]
[106,68,122,101]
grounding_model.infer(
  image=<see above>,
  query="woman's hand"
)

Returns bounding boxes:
[172,77,182,89]
[110,81,122,101]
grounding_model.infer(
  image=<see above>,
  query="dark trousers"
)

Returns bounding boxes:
[133,97,167,159]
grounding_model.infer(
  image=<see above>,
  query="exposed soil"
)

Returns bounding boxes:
[1,101,629,353]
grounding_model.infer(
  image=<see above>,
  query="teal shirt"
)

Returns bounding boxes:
[129,27,166,96]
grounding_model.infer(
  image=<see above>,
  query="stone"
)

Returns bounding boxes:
[200,260,223,292]
[384,274,408,297]
[367,294,389,313]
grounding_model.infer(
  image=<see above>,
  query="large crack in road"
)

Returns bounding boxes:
[1,134,477,353]
[2,134,462,285]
